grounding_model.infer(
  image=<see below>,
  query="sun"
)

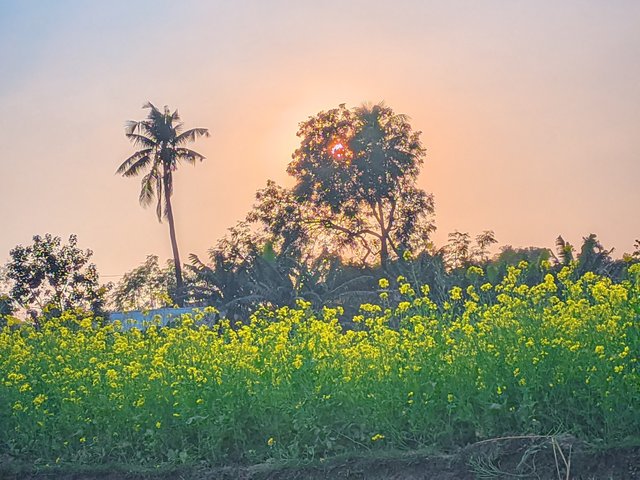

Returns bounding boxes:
[328,140,352,161]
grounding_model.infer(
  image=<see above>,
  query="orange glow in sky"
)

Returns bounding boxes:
[0,1,639,278]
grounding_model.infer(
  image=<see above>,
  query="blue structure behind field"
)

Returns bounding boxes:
[108,307,217,330]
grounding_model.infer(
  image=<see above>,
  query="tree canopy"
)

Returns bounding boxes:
[288,103,435,266]
[111,255,175,312]
[4,234,107,318]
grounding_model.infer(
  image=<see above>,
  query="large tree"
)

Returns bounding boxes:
[4,234,107,318]
[117,103,209,306]
[288,103,435,267]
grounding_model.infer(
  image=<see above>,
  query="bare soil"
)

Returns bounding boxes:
[2,438,639,480]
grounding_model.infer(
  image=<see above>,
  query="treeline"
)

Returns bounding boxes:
[1,102,638,323]
[113,230,640,319]
[3,228,636,325]
[109,101,639,318]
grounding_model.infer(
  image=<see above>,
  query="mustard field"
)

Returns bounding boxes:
[1,264,638,468]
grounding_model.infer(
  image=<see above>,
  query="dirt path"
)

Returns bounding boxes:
[2,440,639,480]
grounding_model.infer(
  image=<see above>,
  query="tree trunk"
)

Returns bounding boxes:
[164,179,184,307]
[377,201,389,268]
[380,236,389,268]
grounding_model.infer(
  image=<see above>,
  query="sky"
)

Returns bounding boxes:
[1,0,639,281]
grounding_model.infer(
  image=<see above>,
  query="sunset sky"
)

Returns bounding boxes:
[1,0,639,280]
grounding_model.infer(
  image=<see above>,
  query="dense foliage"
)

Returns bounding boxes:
[111,255,175,312]
[1,265,638,468]
[4,234,107,319]
[182,228,635,321]
[287,103,435,266]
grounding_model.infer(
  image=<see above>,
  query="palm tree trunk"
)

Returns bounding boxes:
[164,184,184,307]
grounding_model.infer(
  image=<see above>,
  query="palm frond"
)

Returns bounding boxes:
[189,253,207,269]
[176,148,206,165]
[116,149,153,176]
[125,133,156,148]
[144,104,166,132]
[555,235,574,265]
[139,172,157,207]
[122,154,152,177]
[138,121,159,140]
[124,120,143,136]
[175,128,210,145]
[171,110,184,134]
[142,102,160,114]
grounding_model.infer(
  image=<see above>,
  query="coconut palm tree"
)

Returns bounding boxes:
[117,102,209,306]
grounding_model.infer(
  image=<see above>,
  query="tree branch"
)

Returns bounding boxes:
[386,198,396,233]
[309,218,382,240]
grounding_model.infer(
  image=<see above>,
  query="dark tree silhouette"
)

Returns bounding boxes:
[574,233,616,278]
[441,230,497,270]
[4,234,107,318]
[288,103,434,267]
[444,231,471,270]
[117,103,209,306]
[555,236,575,266]
[474,230,498,263]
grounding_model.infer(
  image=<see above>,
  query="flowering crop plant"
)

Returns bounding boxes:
[1,264,639,467]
